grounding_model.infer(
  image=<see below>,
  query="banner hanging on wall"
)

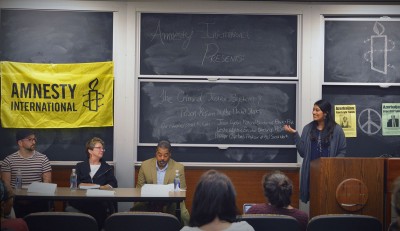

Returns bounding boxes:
[0,61,114,128]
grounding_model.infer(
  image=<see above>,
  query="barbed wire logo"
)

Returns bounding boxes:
[83,78,104,111]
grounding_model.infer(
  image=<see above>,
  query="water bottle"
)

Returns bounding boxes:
[70,168,78,190]
[174,169,180,192]
[15,169,22,190]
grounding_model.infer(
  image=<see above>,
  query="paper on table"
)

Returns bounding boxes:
[27,182,57,194]
[140,183,174,197]
[86,189,115,197]
[79,184,100,190]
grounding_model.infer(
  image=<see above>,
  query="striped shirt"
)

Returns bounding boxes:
[1,151,52,187]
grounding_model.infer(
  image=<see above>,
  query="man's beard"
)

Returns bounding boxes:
[26,145,35,151]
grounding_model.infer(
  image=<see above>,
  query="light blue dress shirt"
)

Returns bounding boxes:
[156,162,168,184]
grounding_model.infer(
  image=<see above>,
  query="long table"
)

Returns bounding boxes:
[14,187,186,220]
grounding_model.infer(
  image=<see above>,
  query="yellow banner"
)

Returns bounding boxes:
[1,61,114,128]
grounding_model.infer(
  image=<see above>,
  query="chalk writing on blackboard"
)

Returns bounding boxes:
[358,108,382,135]
[140,13,298,77]
[139,81,297,146]
[325,19,400,83]
[363,21,396,75]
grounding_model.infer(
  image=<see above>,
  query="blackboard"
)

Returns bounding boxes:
[140,13,298,77]
[138,146,298,163]
[0,9,114,161]
[0,10,113,63]
[0,128,114,162]
[323,85,400,157]
[325,19,400,83]
[139,80,297,146]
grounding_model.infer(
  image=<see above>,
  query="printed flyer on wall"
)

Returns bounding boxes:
[334,104,357,138]
[382,103,400,136]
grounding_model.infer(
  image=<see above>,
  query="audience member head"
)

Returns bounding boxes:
[263,171,293,208]
[155,140,172,169]
[189,170,238,227]
[0,179,14,218]
[85,137,105,159]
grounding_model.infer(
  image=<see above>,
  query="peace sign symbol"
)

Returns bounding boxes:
[358,108,381,135]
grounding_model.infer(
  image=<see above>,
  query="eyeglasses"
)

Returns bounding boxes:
[23,137,37,142]
[93,147,105,152]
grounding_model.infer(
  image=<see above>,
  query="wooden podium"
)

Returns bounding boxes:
[310,158,385,225]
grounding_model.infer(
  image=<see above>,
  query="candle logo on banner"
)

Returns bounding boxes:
[83,78,105,112]
[363,21,395,75]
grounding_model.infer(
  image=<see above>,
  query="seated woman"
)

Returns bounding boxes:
[246,171,308,231]
[1,179,29,231]
[181,169,254,231]
[68,137,118,230]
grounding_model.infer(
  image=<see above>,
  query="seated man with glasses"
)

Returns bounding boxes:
[1,129,52,218]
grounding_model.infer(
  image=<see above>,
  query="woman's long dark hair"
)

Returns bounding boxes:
[189,170,238,227]
[311,99,337,143]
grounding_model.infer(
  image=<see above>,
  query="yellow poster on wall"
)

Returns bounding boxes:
[1,61,114,128]
[334,104,357,138]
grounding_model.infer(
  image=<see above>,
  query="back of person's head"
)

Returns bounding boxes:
[263,171,293,208]
[189,170,238,227]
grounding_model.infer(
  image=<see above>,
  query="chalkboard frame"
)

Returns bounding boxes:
[137,79,298,148]
[137,12,300,80]
[324,17,400,85]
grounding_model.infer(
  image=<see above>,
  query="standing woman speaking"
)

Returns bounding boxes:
[283,99,346,203]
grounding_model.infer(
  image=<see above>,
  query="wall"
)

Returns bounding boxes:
[1,0,400,212]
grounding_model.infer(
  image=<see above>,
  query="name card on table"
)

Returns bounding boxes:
[86,189,115,197]
[27,182,57,194]
[141,184,174,197]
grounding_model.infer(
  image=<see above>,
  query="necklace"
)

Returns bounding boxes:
[317,132,323,154]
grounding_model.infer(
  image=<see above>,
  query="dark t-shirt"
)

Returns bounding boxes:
[246,203,309,231]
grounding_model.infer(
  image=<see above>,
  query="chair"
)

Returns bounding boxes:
[104,211,181,231]
[24,211,98,231]
[238,214,300,231]
[307,214,382,231]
